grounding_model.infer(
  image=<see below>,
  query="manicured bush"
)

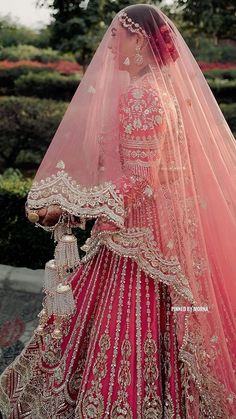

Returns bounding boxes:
[208,80,236,104]
[0,169,91,269]
[0,168,52,269]
[219,103,236,137]
[0,96,67,172]
[0,45,75,63]
[0,65,56,95]
[14,71,80,100]
[0,62,82,96]
[203,69,236,80]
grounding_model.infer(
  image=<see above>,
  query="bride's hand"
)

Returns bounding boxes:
[92,216,118,235]
[40,205,63,226]
[26,205,63,226]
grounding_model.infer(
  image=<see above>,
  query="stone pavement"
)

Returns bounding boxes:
[0,264,44,374]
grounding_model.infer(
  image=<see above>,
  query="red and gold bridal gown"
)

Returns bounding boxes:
[0,71,191,418]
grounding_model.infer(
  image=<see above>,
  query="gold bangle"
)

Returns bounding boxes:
[27,211,40,223]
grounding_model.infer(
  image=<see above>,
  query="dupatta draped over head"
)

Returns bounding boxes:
[26,4,236,417]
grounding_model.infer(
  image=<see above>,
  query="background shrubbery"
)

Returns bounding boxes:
[187,38,236,63]
[0,64,81,98]
[0,169,52,268]
[0,169,92,268]
[14,71,80,100]
[219,103,236,135]
[0,96,67,172]
[0,65,56,95]
[207,79,236,104]
[0,44,75,63]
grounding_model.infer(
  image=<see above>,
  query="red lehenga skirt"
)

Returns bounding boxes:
[0,245,185,418]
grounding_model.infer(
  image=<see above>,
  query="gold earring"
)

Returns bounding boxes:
[134,45,144,66]
[123,56,130,66]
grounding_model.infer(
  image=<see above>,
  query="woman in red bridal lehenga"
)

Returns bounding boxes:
[0,4,236,418]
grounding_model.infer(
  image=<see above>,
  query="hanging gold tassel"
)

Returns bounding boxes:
[43,259,62,317]
[51,221,80,337]
[35,215,81,340]
[52,315,63,339]
[43,259,58,292]
[54,281,75,316]
[53,222,68,243]
[35,307,48,336]
[54,231,81,269]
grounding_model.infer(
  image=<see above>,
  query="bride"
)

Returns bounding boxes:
[0,4,236,418]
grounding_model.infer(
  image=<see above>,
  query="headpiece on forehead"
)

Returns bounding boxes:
[117,10,149,38]
[117,7,179,65]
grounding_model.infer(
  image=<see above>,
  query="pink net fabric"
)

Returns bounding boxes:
[3,3,236,417]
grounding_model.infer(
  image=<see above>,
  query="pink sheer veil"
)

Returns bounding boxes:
[26,4,236,417]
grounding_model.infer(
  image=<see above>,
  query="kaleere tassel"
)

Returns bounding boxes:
[53,267,76,317]
[43,259,58,292]
[54,229,81,269]
[53,221,68,243]
[52,315,63,339]
[34,215,80,339]
[35,307,48,335]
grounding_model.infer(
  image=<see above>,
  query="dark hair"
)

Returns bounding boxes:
[121,4,179,65]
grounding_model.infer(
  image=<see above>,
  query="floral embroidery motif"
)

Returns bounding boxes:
[39,327,64,369]
[88,85,96,94]
[143,185,153,197]
[82,332,111,418]
[56,160,65,169]
[110,339,132,418]
[119,86,164,135]
[142,333,162,418]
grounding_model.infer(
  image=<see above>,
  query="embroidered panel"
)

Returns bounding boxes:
[27,168,125,228]
[81,227,194,304]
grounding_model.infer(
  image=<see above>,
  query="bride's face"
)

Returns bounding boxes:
[108,21,139,71]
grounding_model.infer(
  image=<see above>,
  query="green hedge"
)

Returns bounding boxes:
[204,68,236,104]
[208,80,236,104]
[15,71,80,101]
[0,169,54,268]
[0,45,75,63]
[0,68,81,100]
[219,103,236,137]
[204,69,236,80]
[0,66,56,96]
[0,169,91,269]
[0,96,67,172]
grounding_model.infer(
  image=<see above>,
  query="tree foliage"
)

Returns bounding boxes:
[36,0,158,69]
[174,0,236,42]
[0,16,50,48]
